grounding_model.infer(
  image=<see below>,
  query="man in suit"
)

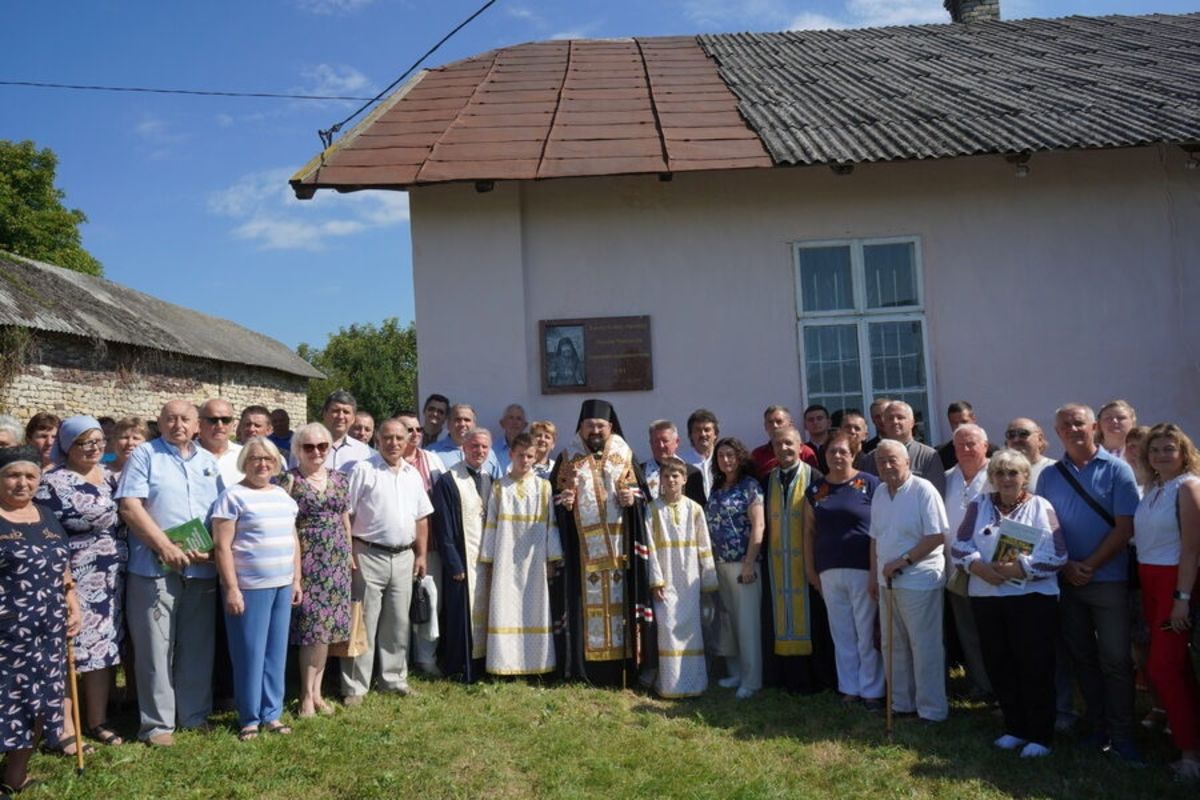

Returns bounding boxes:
[642,419,707,506]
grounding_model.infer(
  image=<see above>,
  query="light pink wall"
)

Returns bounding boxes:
[411,145,1200,458]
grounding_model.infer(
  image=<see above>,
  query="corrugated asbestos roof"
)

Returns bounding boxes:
[699,12,1200,164]
[291,12,1200,195]
[0,253,323,379]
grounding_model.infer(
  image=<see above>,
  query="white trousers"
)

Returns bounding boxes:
[716,562,762,691]
[821,568,884,700]
[883,585,948,721]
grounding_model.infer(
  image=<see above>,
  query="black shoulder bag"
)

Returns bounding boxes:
[1054,461,1136,586]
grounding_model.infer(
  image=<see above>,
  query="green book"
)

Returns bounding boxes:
[163,517,214,554]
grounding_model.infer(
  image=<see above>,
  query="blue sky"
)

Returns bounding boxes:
[4,0,1194,351]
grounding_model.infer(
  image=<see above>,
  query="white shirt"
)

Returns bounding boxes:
[1134,475,1199,566]
[347,453,434,547]
[1028,456,1055,489]
[944,465,990,549]
[206,441,243,492]
[685,448,714,498]
[869,475,949,591]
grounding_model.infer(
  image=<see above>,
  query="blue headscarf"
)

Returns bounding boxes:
[50,415,102,466]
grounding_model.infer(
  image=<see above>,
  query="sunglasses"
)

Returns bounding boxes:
[301,442,330,454]
[202,416,235,425]
[1005,429,1033,440]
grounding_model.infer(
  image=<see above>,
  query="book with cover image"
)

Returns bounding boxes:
[160,518,214,571]
[988,518,1044,588]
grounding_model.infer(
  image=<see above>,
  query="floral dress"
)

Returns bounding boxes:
[0,507,70,752]
[705,476,764,564]
[35,467,127,672]
[278,469,352,645]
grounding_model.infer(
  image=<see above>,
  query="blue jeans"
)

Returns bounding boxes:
[225,585,291,728]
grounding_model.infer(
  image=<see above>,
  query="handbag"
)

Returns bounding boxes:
[410,579,432,625]
[330,600,368,658]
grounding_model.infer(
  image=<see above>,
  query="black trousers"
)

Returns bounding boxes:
[972,593,1058,746]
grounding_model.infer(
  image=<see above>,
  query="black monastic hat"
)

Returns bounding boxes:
[575,398,624,437]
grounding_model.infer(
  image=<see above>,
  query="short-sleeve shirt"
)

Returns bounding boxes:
[347,454,434,547]
[210,484,298,589]
[806,472,879,573]
[868,475,948,590]
[115,438,220,579]
[705,476,764,563]
[1035,448,1140,582]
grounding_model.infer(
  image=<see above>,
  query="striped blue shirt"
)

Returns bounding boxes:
[211,484,299,590]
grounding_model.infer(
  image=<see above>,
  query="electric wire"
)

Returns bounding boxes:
[0,80,374,101]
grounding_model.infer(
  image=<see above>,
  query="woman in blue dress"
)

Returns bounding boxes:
[0,446,80,795]
[36,416,128,746]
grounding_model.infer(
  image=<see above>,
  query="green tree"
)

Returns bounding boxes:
[0,139,102,276]
[298,318,418,423]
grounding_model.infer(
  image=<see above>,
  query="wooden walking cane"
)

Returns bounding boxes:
[884,576,894,740]
[65,637,85,776]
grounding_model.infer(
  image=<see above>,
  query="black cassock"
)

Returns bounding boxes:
[548,452,655,688]
[431,469,489,683]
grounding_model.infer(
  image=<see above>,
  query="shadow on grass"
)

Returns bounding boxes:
[626,685,1191,800]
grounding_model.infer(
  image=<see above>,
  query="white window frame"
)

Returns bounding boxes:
[793,236,939,442]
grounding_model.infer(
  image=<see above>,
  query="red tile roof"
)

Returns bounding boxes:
[292,36,772,196]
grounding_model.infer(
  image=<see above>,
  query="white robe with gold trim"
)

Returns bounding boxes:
[481,473,563,675]
[646,496,718,698]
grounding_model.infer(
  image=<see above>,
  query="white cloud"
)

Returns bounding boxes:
[681,0,948,31]
[788,12,847,30]
[296,0,374,14]
[297,63,372,99]
[133,114,187,160]
[209,168,409,251]
[550,29,589,40]
[505,5,541,23]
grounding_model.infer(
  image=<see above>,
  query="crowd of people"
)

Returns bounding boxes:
[1,389,1198,794]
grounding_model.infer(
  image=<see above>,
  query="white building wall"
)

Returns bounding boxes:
[411,144,1200,458]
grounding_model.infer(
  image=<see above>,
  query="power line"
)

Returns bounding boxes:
[318,0,497,148]
[0,80,374,101]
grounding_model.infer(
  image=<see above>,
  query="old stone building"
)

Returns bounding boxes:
[0,253,322,423]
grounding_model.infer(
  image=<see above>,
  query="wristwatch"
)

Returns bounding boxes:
[902,553,914,566]
[1174,590,1192,601]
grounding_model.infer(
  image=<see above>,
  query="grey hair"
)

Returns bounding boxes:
[648,419,678,436]
[884,400,914,419]
[762,405,791,419]
[987,448,1032,485]
[322,390,357,414]
[292,422,332,447]
[874,439,909,462]
[463,426,492,443]
[0,414,24,444]
[769,424,802,442]
[953,423,989,444]
[1055,403,1095,423]
[236,436,284,475]
[449,403,476,420]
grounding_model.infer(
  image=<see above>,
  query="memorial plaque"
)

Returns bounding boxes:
[540,316,652,394]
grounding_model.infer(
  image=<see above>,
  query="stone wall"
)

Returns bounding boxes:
[0,331,310,426]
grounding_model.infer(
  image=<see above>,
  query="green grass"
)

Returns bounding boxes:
[16,677,1196,800]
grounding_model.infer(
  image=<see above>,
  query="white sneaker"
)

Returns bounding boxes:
[735,687,757,700]
[718,676,741,689]
[994,734,1027,750]
[1020,743,1051,758]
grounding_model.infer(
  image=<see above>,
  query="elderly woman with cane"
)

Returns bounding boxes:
[36,416,129,748]
[0,446,82,794]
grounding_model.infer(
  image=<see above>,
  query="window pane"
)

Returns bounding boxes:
[864,242,918,309]
[803,324,863,416]
[797,246,853,313]
[868,320,931,442]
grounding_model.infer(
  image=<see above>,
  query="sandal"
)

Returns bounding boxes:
[263,721,293,735]
[87,723,124,746]
[44,735,95,757]
[237,727,259,742]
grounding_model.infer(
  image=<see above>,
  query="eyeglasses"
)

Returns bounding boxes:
[202,416,234,425]
[1005,429,1033,440]
[301,442,330,454]
[72,438,107,452]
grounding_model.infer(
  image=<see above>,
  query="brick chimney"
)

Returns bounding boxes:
[944,0,1000,22]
